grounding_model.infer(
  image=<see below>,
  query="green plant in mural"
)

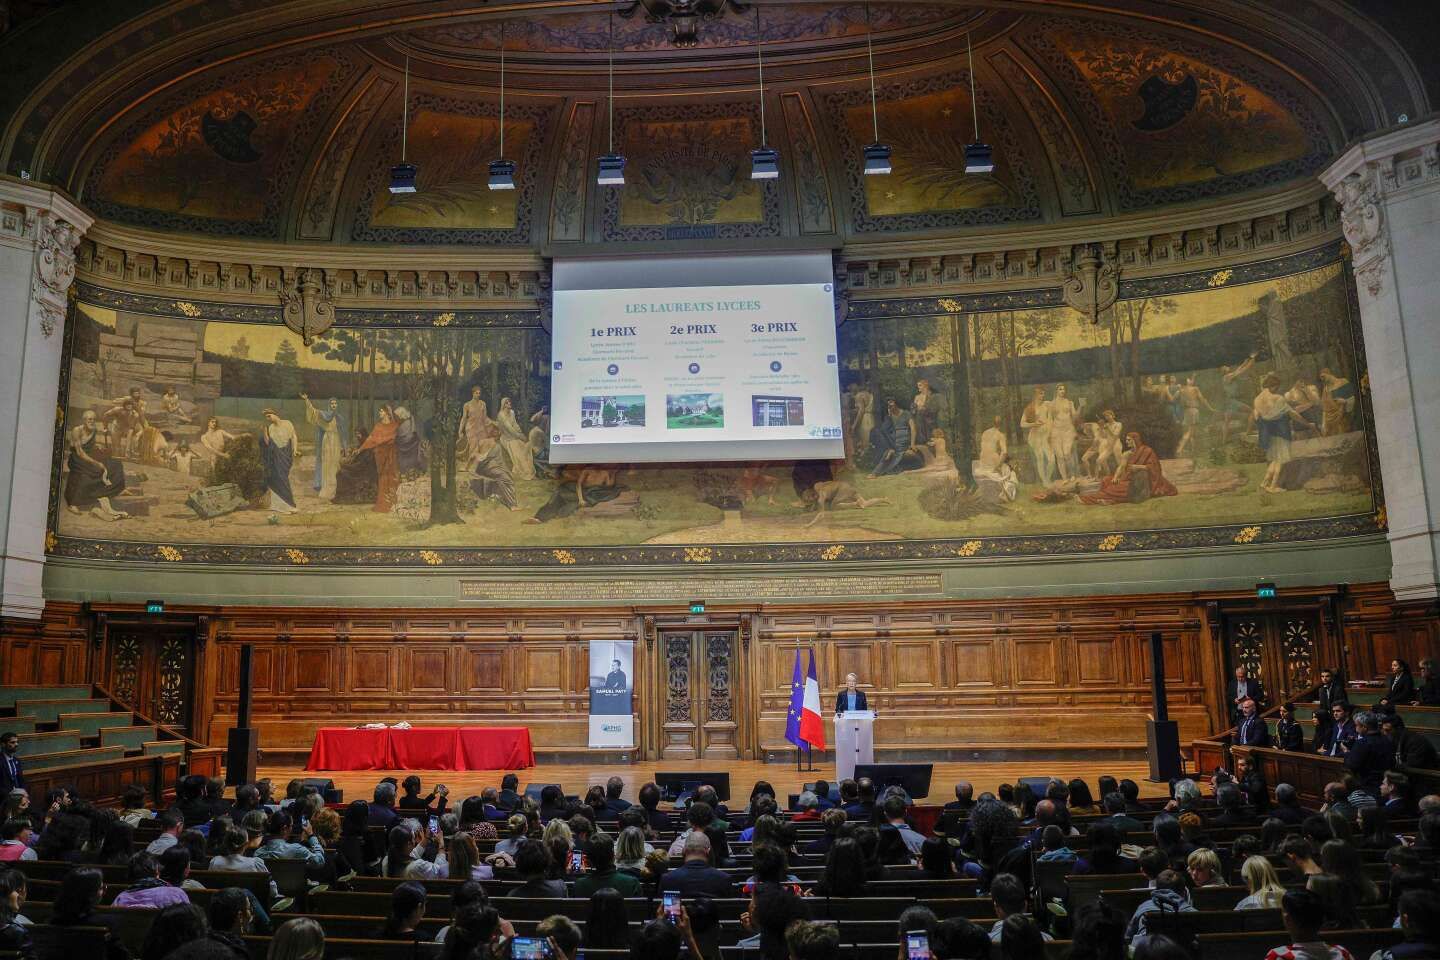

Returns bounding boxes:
[212,433,266,503]
[885,124,1014,209]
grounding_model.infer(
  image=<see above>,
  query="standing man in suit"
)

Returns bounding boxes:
[1227,666,1265,722]
[1344,711,1393,797]
[1313,667,1348,749]
[0,733,22,797]
[1234,698,1272,747]
[834,673,868,714]
[1318,702,1357,757]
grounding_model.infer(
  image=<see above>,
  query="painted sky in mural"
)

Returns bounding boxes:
[53,259,1373,554]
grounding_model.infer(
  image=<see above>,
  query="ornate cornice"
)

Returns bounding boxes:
[0,174,92,337]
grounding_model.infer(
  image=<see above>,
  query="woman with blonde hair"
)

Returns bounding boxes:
[495,814,528,857]
[542,818,573,879]
[615,826,648,874]
[446,833,493,881]
[268,917,325,960]
[1235,855,1287,909]
[1185,847,1224,887]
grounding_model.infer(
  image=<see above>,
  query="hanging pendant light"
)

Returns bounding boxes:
[489,22,516,190]
[861,3,890,176]
[963,32,995,174]
[596,13,626,185]
[749,7,778,180]
[389,54,418,193]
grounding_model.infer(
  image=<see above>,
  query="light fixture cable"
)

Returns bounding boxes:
[966,32,979,141]
[608,12,616,153]
[499,23,506,157]
[755,7,766,146]
[401,54,410,161]
[865,3,878,144]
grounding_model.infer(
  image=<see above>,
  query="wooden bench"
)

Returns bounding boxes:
[58,711,136,738]
[12,730,82,757]
[19,699,111,724]
[0,685,93,709]
[99,725,159,750]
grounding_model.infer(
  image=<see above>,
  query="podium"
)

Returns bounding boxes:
[835,710,876,783]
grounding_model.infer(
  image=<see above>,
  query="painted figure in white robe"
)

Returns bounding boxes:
[496,397,535,480]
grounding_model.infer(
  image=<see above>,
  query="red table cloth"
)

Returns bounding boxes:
[305,727,535,771]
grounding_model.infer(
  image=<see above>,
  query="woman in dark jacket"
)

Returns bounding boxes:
[0,869,33,960]
[337,800,378,877]
[1381,658,1416,708]
[397,776,448,817]
[51,866,131,960]
[811,837,868,897]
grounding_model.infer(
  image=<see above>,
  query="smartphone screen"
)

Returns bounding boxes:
[428,816,439,835]
[663,892,681,923]
[570,850,585,872]
[906,932,931,960]
[513,939,549,960]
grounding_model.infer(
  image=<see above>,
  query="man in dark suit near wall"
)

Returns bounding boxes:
[1343,710,1393,797]
[1234,698,1272,747]
[0,733,23,797]
[834,673,868,714]
[497,773,522,812]
[1227,666,1265,723]
[1318,702,1357,757]
[1313,667,1348,749]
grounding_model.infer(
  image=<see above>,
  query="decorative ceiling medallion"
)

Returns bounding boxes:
[618,0,751,47]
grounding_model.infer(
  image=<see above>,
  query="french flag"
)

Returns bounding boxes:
[800,649,826,749]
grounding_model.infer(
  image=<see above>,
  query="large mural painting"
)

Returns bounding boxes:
[50,245,1379,565]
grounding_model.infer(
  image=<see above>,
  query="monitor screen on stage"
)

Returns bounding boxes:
[549,253,845,464]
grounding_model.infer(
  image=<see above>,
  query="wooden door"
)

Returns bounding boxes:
[1222,610,1321,709]
[107,625,197,732]
[656,629,739,760]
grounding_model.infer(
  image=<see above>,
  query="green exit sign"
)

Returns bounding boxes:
[145,600,165,614]
[689,600,706,614]
[1256,582,1277,599]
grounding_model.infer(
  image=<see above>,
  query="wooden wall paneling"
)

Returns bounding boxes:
[0,601,89,686]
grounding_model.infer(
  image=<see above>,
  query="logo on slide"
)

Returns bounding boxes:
[824,284,832,292]
[553,434,560,442]
[688,362,700,374]
[769,361,782,372]
[607,363,619,375]
[553,361,563,371]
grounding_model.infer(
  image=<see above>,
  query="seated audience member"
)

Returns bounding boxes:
[879,796,924,854]
[1320,782,1353,820]
[637,782,668,835]
[1275,702,1306,752]
[398,776,448,817]
[918,836,956,878]
[812,836,867,897]
[573,832,641,897]
[739,796,779,841]
[792,792,822,822]
[268,917,325,960]
[999,914,1046,960]
[368,781,400,829]
[203,779,231,820]
[1068,779,1099,816]
[1150,813,1194,866]
[1305,874,1361,931]
[495,814,529,857]
[615,825,651,874]
[1076,822,1135,876]
[161,844,202,892]
[375,881,428,941]
[659,833,735,898]
[987,873,1052,943]
[537,915,583,960]
[1119,779,1144,812]
[444,833,493,882]
[738,882,807,957]
[1064,902,1126,960]
[1380,771,1411,815]
[113,851,190,908]
[508,839,568,898]
[1319,840,1381,905]
[633,910,703,960]
[172,777,213,828]
[391,820,447,881]
[1236,855,1288,910]
[208,826,278,900]
[1101,791,1144,835]
[1280,836,1323,877]
[495,774,522,812]
[1211,783,1254,827]
[1356,806,1394,851]
[600,776,631,818]
[1167,779,1202,815]
[1376,889,1440,960]
[809,779,836,811]
[119,785,155,827]
[140,903,207,960]
[804,808,846,856]
[583,888,631,949]
[666,801,715,857]
[1271,783,1312,825]
[206,887,254,960]
[537,785,567,823]
[432,882,491,946]
[0,870,31,958]
[230,785,262,818]
[0,817,35,863]
[1382,714,1440,771]
[1036,825,1077,862]
[146,809,185,856]
[336,800,377,876]
[1185,848,1224,887]
[786,919,840,960]
[53,866,131,960]
[944,782,975,813]
[931,916,994,960]
[256,811,326,868]
[457,797,499,842]
[1125,870,1194,950]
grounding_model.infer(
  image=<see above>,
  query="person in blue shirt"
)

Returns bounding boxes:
[834,673,868,714]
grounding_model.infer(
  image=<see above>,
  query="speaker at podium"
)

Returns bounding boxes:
[835,710,876,782]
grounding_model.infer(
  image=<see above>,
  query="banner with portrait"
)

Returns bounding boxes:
[588,638,635,747]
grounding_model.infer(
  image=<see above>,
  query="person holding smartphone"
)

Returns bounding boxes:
[399,776,449,817]
[631,901,704,960]
[571,834,641,897]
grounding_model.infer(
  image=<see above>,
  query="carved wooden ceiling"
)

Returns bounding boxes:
[0,0,1428,250]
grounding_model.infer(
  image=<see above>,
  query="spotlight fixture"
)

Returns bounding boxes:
[596,13,625,186]
[861,4,889,176]
[389,54,417,193]
[963,33,995,174]
[488,23,515,191]
[749,8,779,181]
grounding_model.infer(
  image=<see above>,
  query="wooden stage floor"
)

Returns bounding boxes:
[260,758,1174,802]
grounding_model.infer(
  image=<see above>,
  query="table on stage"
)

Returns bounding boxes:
[305,726,535,771]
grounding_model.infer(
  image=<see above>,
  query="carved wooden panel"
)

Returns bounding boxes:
[293,647,337,692]
[406,648,448,694]
[1075,637,1119,684]
[892,640,939,688]
[523,647,564,692]
[462,648,504,692]
[665,636,692,724]
[1012,638,1058,684]
[951,641,995,685]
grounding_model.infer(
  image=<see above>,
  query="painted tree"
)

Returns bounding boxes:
[271,337,302,398]
[1114,297,1180,401]
[389,326,478,527]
